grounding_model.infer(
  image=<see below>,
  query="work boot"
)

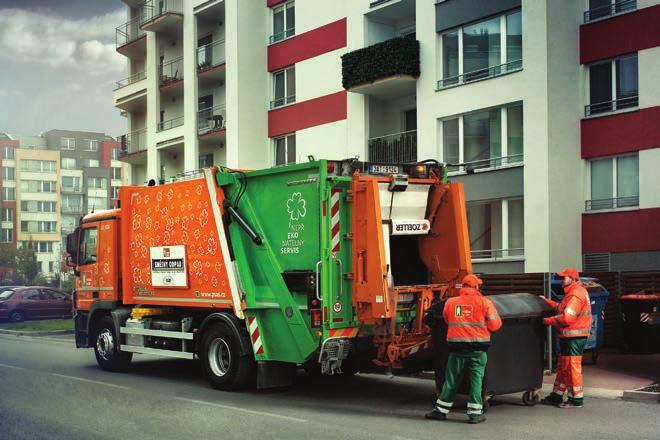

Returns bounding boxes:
[425,409,447,421]
[540,393,563,406]
[468,415,486,424]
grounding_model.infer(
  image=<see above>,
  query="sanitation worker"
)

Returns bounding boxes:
[426,274,502,424]
[541,267,592,408]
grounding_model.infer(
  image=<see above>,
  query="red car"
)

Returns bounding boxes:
[0,286,72,322]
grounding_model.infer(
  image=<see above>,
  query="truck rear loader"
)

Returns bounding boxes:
[66,159,473,390]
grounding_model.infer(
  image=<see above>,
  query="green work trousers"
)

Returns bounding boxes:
[435,351,487,419]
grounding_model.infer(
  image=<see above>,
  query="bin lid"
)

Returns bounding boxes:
[487,293,555,319]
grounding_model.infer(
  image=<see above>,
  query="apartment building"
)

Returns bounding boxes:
[0,130,125,279]
[114,0,660,273]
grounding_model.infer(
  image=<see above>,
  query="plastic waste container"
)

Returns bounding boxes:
[550,279,609,364]
[425,293,555,408]
[620,294,660,354]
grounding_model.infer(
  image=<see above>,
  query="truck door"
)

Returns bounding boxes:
[76,219,119,310]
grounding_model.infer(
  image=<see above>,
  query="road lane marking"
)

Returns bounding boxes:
[0,362,27,371]
[51,373,130,390]
[176,397,307,423]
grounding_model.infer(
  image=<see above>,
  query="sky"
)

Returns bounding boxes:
[0,0,127,138]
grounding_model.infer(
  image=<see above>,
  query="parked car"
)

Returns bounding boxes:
[0,286,73,322]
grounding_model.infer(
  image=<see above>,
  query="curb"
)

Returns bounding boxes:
[622,390,660,404]
[0,329,74,337]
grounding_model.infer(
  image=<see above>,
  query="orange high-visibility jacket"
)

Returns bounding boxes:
[443,287,502,343]
[544,282,592,338]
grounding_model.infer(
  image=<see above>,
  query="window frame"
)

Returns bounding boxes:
[274,133,296,166]
[0,228,12,243]
[60,138,76,150]
[271,66,296,109]
[82,139,99,152]
[586,53,638,117]
[2,146,15,159]
[271,1,295,44]
[586,152,639,211]
[467,197,524,261]
[2,187,15,201]
[1,207,13,222]
[78,227,98,266]
[3,166,15,180]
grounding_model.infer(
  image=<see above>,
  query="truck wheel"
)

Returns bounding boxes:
[201,322,255,391]
[93,316,132,372]
[9,310,25,323]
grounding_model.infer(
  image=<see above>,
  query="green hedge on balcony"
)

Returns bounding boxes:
[342,36,420,90]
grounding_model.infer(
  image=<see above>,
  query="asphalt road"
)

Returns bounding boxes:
[0,333,658,440]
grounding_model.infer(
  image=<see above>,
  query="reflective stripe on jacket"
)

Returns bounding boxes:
[443,287,502,344]
[546,282,592,338]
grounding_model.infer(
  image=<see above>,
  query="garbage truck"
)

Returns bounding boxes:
[65,159,475,390]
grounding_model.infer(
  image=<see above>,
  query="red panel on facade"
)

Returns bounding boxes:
[0,140,18,248]
[582,208,660,253]
[581,106,660,158]
[266,0,287,7]
[268,18,346,72]
[580,5,660,64]
[268,91,347,138]
[100,140,118,167]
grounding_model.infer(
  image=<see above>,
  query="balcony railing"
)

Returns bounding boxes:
[197,39,225,71]
[438,59,522,89]
[115,71,146,90]
[584,0,636,22]
[471,248,525,260]
[159,57,184,86]
[270,94,295,109]
[117,128,147,156]
[269,27,295,45]
[198,105,226,135]
[61,206,84,214]
[116,16,145,48]
[368,130,417,164]
[60,186,82,193]
[140,0,183,26]
[447,154,524,173]
[585,196,639,211]
[158,116,184,132]
[342,36,420,90]
[585,95,638,117]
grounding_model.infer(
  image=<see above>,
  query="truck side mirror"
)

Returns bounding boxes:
[65,228,81,267]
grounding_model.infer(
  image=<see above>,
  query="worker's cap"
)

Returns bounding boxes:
[556,267,579,280]
[462,274,483,288]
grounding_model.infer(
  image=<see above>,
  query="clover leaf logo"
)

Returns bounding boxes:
[286,192,307,221]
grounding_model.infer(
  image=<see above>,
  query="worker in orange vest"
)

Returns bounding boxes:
[541,267,592,408]
[426,274,502,424]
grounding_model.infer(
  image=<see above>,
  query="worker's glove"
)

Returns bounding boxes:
[543,317,554,326]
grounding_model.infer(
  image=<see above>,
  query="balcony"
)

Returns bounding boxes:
[198,105,226,137]
[447,154,524,174]
[115,71,146,90]
[159,57,184,92]
[269,27,295,45]
[158,116,184,132]
[368,130,417,163]
[270,94,296,109]
[342,36,419,99]
[140,0,183,33]
[584,0,636,23]
[585,95,638,117]
[585,196,639,211]
[117,129,147,164]
[197,39,226,87]
[60,186,82,194]
[116,16,146,59]
[114,71,147,112]
[437,60,522,90]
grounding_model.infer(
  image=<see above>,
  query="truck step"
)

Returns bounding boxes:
[119,345,195,359]
[120,327,194,340]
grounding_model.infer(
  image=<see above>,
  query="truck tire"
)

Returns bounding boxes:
[93,316,132,372]
[201,322,255,391]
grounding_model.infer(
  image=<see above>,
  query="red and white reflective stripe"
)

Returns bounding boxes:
[247,316,264,355]
[640,313,650,323]
[331,189,341,254]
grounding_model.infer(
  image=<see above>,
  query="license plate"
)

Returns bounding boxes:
[369,164,400,175]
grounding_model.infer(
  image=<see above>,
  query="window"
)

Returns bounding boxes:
[87,159,100,168]
[199,154,214,168]
[88,197,108,210]
[21,289,41,300]
[585,0,637,22]
[1,207,12,222]
[467,198,524,259]
[2,146,14,159]
[271,1,295,43]
[588,154,639,210]
[20,201,56,213]
[62,195,83,212]
[111,167,122,180]
[587,54,638,116]
[44,289,65,300]
[60,138,76,150]
[20,160,56,173]
[0,228,12,243]
[82,139,99,152]
[441,103,523,171]
[61,158,77,169]
[62,176,81,191]
[274,134,296,165]
[20,180,56,193]
[3,166,14,180]
[79,227,97,265]
[272,66,295,108]
[20,221,57,233]
[2,187,15,201]
[87,177,107,189]
[440,10,522,88]
[35,242,53,253]
[111,186,120,199]
[111,148,119,160]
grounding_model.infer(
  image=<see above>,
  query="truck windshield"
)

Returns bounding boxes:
[79,227,98,266]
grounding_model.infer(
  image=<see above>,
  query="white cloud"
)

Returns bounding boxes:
[0,8,125,73]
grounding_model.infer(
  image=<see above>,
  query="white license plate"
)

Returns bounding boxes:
[369,164,399,175]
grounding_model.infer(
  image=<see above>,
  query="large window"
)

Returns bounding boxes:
[274,134,296,165]
[62,176,81,191]
[588,154,639,210]
[82,139,99,152]
[20,160,56,173]
[87,177,107,189]
[61,158,77,169]
[3,166,14,180]
[587,54,638,116]
[0,228,12,243]
[34,241,53,253]
[20,201,56,213]
[60,138,75,150]
[62,195,83,212]
[271,1,295,44]
[467,198,524,259]
[87,159,100,168]
[1,207,13,222]
[111,167,122,180]
[440,10,522,88]
[2,187,15,201]
[20,221,57,233]
[20,180,56,193]
[111,148,119,160]
[272,66,295,108]
[2,146,14,159]
[441,103,523,171]
[88,197,108,211]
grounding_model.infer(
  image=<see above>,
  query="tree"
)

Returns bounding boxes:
[0,246,18,284]
[16,243,39,284]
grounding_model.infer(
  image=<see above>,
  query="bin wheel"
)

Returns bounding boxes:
[591,350,599,364]
[522,390,539,406]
